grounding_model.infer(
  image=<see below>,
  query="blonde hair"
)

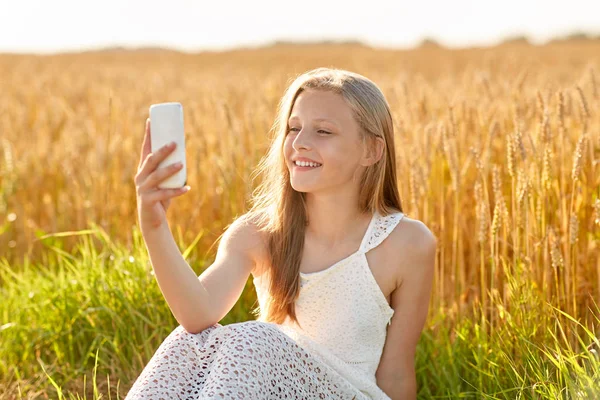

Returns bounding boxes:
[240,67,403,327]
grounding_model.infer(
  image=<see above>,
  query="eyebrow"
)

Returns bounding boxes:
[288,116,339,127]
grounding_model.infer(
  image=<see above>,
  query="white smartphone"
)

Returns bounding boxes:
[149,102,187,189]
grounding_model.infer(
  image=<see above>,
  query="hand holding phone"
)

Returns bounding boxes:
[134,103,190,231]
[149,102,187,189]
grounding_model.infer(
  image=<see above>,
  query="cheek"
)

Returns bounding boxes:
[323,144,359,167]
[283,137,293,157]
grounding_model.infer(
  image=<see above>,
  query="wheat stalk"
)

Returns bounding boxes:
[571,135,587,182]
[594,199,600,227]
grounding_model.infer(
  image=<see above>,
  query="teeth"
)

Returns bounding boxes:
[295,160,322,168]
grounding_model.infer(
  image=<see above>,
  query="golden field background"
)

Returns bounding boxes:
[2,41,599,313]
[0,39,600,397]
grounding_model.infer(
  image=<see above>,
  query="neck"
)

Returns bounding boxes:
[303,193,372,248]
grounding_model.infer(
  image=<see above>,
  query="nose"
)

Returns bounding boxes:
[292,128,312,152]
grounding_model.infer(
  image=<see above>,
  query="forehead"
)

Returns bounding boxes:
[288,89,353,125]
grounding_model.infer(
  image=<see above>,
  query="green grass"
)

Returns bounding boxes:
[1,224,598,399]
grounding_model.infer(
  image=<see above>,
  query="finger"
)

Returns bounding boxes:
[142,160,182,190]
[144,118,152,155]
[136,144,175,187]
[141,186,190,204]
[138,118,151,170]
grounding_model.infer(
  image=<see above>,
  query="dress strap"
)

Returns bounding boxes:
[359,211,405,254]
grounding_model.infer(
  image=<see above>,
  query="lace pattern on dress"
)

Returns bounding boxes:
[125,321,370,399]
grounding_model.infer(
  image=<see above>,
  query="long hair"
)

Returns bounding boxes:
[241,67,403,326]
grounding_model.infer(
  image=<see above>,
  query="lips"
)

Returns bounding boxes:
[291,155,321,164]
[294,160,322,166]
[293,162,322,171]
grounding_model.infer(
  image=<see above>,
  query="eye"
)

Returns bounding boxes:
[286,127,331,135]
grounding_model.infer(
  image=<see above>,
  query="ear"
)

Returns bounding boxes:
[360,135,385,167]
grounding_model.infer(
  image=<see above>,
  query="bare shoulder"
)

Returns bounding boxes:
[384,212,437,288]
[219,212,269,274]
[388,213,437,251]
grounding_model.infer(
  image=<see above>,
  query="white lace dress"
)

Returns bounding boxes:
[125,210,404,400]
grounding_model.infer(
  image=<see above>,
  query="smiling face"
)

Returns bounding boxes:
[284,88,367,194]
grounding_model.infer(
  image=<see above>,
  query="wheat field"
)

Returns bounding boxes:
[1,40,600,398]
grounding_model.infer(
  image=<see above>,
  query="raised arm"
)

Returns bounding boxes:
[142,215,261,334]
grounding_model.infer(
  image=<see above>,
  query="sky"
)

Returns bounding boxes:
[0,0,599,54]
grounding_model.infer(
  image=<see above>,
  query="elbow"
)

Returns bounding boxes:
[181,321,219,335]
[178,312,220,334]
[181,324,204,334]
[174,298,220,334]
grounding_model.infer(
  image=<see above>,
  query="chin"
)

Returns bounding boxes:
[290,179,319,192]
[290,183,311,193]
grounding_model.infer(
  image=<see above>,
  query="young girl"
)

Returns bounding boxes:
[128,67,436,400]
